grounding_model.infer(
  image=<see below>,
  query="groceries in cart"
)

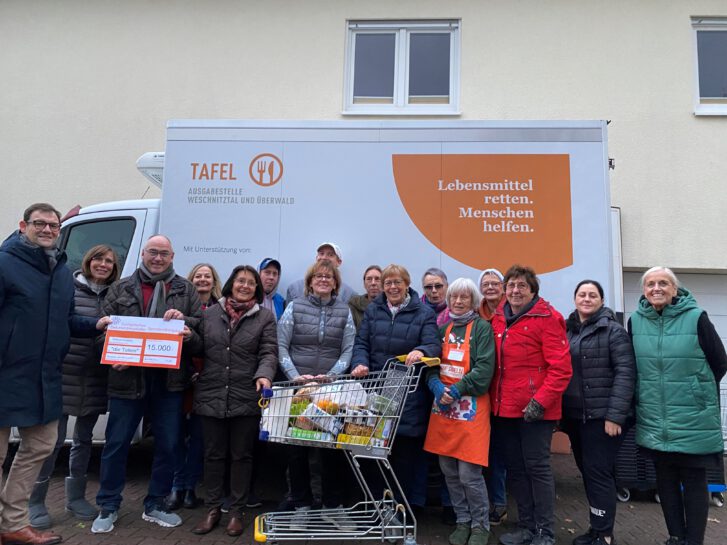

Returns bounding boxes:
[259,359,421,454]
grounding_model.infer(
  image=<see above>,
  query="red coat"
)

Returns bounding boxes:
[490,297,572,420]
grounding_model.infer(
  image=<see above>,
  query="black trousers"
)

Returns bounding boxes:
[200,414,258,515]
[494,417,556,537]
[561,418,626,536]
[288,445,347,508]
[653,453,710,545]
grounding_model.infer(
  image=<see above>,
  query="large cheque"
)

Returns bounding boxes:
[101,316,185,369]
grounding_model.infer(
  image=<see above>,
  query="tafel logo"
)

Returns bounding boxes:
[392,154,573,274]
[249,153,283,187]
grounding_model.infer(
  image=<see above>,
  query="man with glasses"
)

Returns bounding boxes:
[0,203,105,545]
[92,235,202,533]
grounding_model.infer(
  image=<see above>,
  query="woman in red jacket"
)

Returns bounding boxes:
[490,265,572,545]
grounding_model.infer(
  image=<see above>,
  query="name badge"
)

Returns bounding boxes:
[448,349,465,362]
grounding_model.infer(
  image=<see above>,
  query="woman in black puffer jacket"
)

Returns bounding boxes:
[30,245,120,528]
[561,280,636,545]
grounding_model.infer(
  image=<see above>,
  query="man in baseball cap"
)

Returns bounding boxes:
[285,242,356,304]
[258,258,284,319]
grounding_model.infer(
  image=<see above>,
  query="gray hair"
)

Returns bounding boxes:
[477,267,504,287]
[447,278,482,310]
[422,267,448,285]
[640,266,680,289]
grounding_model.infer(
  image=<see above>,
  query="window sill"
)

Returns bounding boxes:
[694,104,727,116]
[342,107,461,116]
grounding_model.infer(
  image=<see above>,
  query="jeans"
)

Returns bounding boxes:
[495,417,556,537]
[653,453,710,545]
[391,435,428,507]
[200,414,258,516]
[439,456,489,530]
[36,413,100,482]
[96,374,182,512]
[172,413,204,491]
[0,422,58,532]
[561,418,626,535]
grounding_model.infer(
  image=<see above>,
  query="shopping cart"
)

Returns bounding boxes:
[254,357,438,544]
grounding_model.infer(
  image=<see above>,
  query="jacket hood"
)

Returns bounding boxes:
[0,230,63,273]
[496,295,554,319]
[635,287,698,320]
[74,269,111,295]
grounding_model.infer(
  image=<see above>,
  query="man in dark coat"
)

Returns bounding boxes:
[0,203,102,545]
[92,235,202,534]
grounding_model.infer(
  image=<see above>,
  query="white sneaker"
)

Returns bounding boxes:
[290,505,310,531]
[142,506,182,528]
[91,510,118,533]
[322,505,356,532]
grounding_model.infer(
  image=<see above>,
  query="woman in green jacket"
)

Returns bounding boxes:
[630,267,727,545]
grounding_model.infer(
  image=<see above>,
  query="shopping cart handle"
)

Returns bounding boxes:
[395,355,441,367]
[253,514,267,542]
[261,387,274,399]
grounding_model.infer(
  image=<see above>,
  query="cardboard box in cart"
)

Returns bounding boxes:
[21,120,621,445]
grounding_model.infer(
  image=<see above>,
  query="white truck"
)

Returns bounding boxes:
[10,120,621,446]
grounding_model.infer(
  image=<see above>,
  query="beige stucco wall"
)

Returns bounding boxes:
[1,0,725,270]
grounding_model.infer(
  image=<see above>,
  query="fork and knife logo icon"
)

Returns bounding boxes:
[249,153,283,186]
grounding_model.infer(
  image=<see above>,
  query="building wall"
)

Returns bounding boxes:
[1,0,726,271]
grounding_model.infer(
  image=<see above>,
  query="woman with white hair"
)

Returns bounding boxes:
[629,267,727,545]
[424,278,496,545]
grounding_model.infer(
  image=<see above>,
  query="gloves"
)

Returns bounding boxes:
[523,398,545,422]
[448,384,461,401]
[428,377,446,399]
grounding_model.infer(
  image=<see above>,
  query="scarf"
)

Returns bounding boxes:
[504,296,539,327]
[138,263,176,318]
[20,232,60,270]
[422,294,447,315]
[388,293,411,318]
[224,296,257,329]
[448,309,477,326]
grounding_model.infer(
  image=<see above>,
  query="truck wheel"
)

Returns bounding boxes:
[616,488,630,502]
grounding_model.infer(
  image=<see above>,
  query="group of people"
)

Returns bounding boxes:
[0,202,725,545]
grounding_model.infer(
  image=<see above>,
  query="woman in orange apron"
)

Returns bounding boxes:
[424,278,496,545]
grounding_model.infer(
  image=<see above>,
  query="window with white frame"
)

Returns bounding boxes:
[343,20,460,115]
[692,17,727,115]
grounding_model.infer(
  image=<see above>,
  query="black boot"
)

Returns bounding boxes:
[183,489,200,509]
[166,489,183,511]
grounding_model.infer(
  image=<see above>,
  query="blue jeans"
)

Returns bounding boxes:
[172,413,204,491]
[96,374,182,512]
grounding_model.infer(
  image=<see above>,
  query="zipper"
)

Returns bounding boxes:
[658,316,666,444]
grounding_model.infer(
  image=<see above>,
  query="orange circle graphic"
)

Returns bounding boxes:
[249,153,283,187]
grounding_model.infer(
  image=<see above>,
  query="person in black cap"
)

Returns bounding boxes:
[259,258,284,319]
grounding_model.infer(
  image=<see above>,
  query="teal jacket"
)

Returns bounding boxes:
[631,288,723,455]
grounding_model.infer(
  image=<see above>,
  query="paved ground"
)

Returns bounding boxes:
[33,443,725,545]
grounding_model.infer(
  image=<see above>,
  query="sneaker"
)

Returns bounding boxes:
[469,527,491,545]
[142,506,182,528]
[592,536,616,545]
[290,505,310,531]
[321,505,357,532]
[500,528,534,545]
[449,523,471,545]
[664,538,685,545]
[91,510,118,534]
[246,492,263,509]
[489,505,507,526]
[531,530,555,545]
[573,528,597,545]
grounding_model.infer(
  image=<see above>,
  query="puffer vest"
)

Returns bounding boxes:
[631,290,723,454]
[289,295,349,376]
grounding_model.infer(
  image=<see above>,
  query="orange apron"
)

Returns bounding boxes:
[424,321,491,467]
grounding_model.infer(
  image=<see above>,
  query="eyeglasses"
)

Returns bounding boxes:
[29,220,61,232]
[423,283,445,291]
[505,282,530,291]
[146,249,172,258]
[235,279,257,287]
[91,256,115,266]
[450,294,471,301]
[481,281,502,288]
[384,279,404,288]
[314,274,333,281]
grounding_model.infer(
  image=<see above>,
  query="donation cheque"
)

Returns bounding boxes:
[101,315,185,369]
